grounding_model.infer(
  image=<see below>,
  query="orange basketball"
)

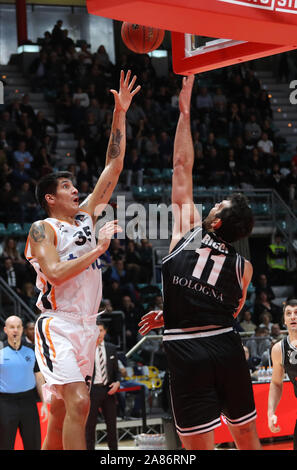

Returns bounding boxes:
[121,22,165,54]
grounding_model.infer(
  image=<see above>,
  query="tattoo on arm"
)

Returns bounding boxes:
[100,181,112,199]
[108,128,123,159]
[30,222,46,243]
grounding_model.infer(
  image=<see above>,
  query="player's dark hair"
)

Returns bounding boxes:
[96,317,108,330]
[35,171,73,215]
[214,193,254,243]
[283,299,297,312]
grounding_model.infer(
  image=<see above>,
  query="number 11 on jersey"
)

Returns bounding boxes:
[192,248,226,287]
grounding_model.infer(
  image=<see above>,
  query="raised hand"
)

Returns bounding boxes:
[110,70,141,112]
[179,74,195,115]
[97,220,123,253]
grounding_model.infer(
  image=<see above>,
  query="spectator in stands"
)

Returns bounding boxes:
[126,100,146,137]
[256,89,273,121]
[32,111,57,139]
[125,240,142,284]
[94,45,113,72]
[268,163,285,198]
[78,111,101,150]
[285,163,297,208]
[240,310,257,333]
[270,323,286,345]
[6,98,23,128]
[205,146,230,186]
[23,320,36,344]
[243,345,259,380]
[108,238,126,261]
[0,182,17,223]
[0,129,13,154]
[16,181,38,222]
[138,239,153,282]
[157,131,173,170]
[0,257,23,309]
[257,131,276,167]
[244,114,262,144]
[103,280,125,310]
[0,110,19,141]
[228,102,244,139]
[266,233,289,285]
[18,112,33,141]
[253,290,282,325]
[195,86,213,115]
[148,294,164,313]
[34,146,53,178]
[248,147,267,188]
[51,20,64,46]
[23,127,38,156]
[20,282,38,312]
[11,161,34,192]
[125,147,143,190]
[61,29,75,53]
[78,180,91,204]
[245,326,272,367]
[29,51,49,92]
[101,298,114,314]
[73,86,90,108]
[255,273,275,301]
[259,311,273,333]
[120,295,143,349]
[2,237,25,267]
[13,140,33,171]
[20,94,36,123]
[239,85,256,112]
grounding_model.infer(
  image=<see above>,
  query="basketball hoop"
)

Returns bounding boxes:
[87,0,297,74]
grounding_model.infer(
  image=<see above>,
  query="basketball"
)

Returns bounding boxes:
[121,22,165,54]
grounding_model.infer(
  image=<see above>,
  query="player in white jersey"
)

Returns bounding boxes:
[25,70,140,450]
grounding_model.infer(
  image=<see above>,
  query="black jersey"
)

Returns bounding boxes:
[161,225,245,330]
[281,336,297,397]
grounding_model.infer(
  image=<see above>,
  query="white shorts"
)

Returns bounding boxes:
[35,312,98,403]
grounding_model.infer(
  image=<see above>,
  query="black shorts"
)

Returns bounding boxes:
[163,327,257,437]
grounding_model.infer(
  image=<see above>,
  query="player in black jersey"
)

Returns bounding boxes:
[139,75,261,450]
[268,299,297,448]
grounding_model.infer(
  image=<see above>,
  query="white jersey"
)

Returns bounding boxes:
[25,210,102,318]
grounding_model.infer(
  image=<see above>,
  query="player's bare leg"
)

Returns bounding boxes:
[58,382,90,450]
[227,419,262,450]
[42,395,65,450]
[179,430,215,450]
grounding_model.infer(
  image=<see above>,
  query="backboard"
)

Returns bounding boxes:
[87,0,297,74]
[171,33,296,75]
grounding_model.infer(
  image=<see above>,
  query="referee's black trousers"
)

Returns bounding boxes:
[0,391,41,450]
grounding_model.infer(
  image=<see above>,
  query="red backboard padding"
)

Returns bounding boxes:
[87,0,297,46]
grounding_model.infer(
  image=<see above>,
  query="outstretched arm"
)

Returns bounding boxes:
[80,70,141,223]
[170,75,201,253]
